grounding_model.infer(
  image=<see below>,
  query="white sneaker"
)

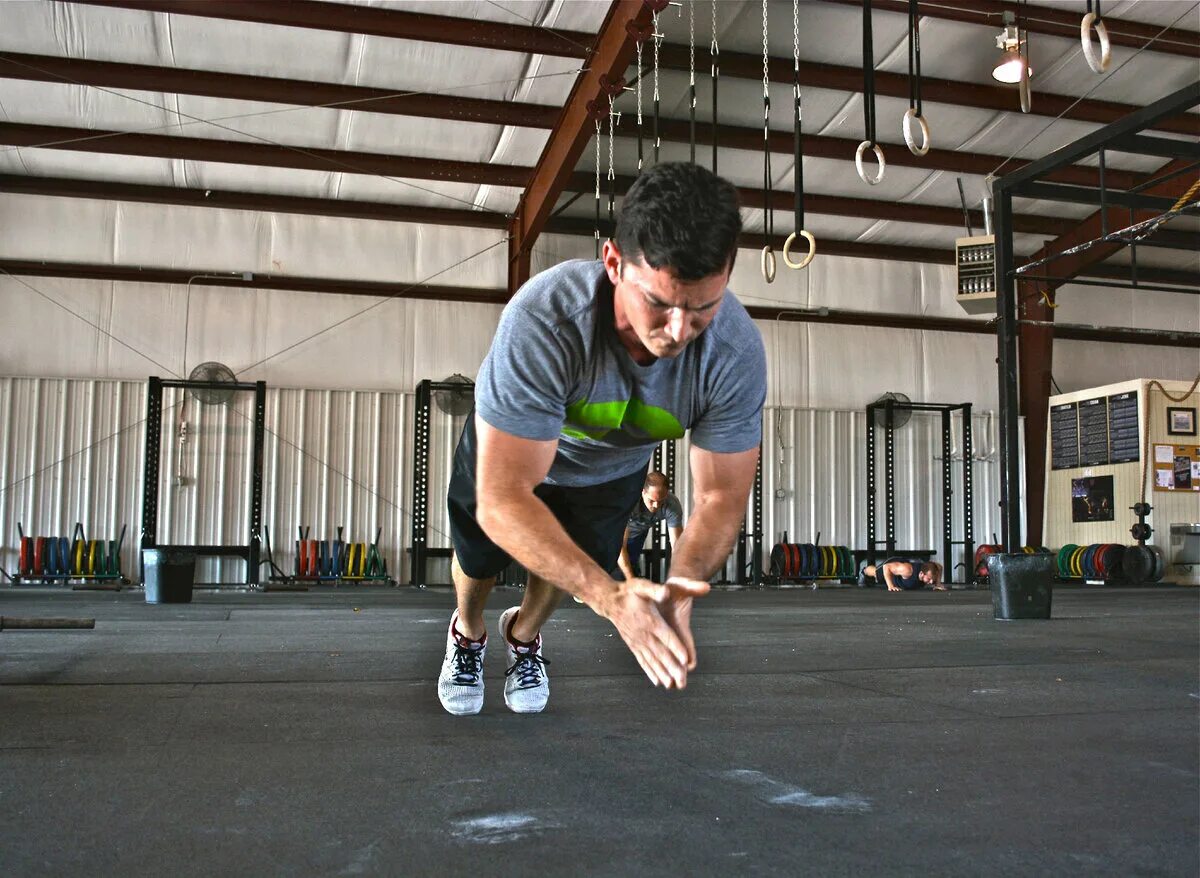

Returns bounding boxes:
[437,610,486,716]
[498,606,550,714]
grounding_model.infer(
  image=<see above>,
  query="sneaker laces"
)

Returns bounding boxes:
[450,643,484,685]
[505,650,549,689]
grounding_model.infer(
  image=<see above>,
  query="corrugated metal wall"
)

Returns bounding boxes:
[1,377,1015,585]
[681,408,1013,582]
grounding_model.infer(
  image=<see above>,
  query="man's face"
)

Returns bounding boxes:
[603,240,729,360]
[643,485,667,513]
[919,568,935,585]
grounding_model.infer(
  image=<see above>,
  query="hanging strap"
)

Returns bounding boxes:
[907,0,921,117]
[782,0,815,271]
[863,0,876,147]
[792,9,803,234]
[711,0,719,173]
[762,0,772,241]
[688,0,696,164]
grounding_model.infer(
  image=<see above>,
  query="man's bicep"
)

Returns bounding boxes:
[689,445,759,504]
[474,415,558,496]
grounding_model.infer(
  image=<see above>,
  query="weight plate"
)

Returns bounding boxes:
[1150,546,1166,582]
[19,536,32,575]
[1121,545,1152,583]
[770,544,786,577]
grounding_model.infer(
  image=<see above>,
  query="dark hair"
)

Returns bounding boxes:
[614,163,741,281]
[643,471,669,491]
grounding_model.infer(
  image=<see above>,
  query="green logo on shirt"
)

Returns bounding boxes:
[563,397,685,441]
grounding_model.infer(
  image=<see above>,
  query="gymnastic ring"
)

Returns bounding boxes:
[761,245,777,283]
[855,140,886,186]
[1018,56,1032,114]
[1080,12,1111,74]
[902,108,930,157]
[782,229,816,270]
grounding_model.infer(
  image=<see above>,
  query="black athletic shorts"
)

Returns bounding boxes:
[447,414,645,580]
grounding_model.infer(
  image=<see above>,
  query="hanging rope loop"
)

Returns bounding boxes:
[784,0,814,270]
[858,0,885,185]
[1081,1,1111,74]
[903,0,931,156]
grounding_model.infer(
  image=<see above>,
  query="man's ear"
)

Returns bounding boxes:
[601,239,622,284]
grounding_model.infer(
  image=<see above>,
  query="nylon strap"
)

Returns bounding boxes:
[863,0,877,147]
[907,0,922,116]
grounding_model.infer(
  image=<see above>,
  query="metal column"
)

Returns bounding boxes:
[993,189,1023,550]
[941,408,953,578]
[248,380,266,586]
[140,376,163,581]
[409,379,431,587]
[961,404,974,581]
[750,444,763,586]
[865,406,876,566]
[884,401,896,558]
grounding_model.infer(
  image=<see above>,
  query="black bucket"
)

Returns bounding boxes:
[143,548,196,604]
[987,552,1053,620]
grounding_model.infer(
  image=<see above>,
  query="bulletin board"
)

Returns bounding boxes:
[1153,444,1200,492]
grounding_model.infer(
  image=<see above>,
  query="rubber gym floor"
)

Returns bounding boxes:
[1,585,1197,877]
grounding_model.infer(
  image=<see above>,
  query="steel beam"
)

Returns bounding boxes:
[0,52,560,129]
[63,3,1200,135]
[1013,181,1182,212]
[1112,135,1200,160]
[814,0,1200,59]
[72,0,592,58]
[999,84,1200,190]
[506,0,650,295]
[0,122,529,187]
[5,257,1193,349]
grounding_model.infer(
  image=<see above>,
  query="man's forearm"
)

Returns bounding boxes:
[477,492,615,601]
[667,500,744,582]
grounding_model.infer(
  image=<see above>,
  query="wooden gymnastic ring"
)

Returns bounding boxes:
[761,245,777,283]
[902,108,930,157]
[855,140,885,185]
[1081,12,1111,74]
[783,230,816,270]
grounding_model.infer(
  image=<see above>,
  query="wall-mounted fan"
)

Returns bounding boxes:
[871,391,913,429]
[187,361,238,406]
[434,374,474,416]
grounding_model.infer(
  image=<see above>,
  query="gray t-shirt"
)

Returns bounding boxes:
[475,259,766,487]
[627,494,684,538]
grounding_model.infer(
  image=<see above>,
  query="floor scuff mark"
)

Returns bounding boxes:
[721,769,871,814]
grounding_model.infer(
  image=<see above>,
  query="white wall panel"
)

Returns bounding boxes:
[1053,340,1200,393]
[1,374,1016,588]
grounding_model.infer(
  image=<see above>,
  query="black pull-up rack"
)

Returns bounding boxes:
[141,376,267,587]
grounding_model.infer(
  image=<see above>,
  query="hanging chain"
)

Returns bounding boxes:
[653,10,662,164]
[607,93,618,224]
[594,117,602,258]
[636,39,644,173]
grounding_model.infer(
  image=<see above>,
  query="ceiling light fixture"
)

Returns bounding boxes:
[992,11,1031,84]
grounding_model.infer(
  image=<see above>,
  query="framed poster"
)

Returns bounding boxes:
[1167,407,1196,437]
[1072,475,1115,522]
